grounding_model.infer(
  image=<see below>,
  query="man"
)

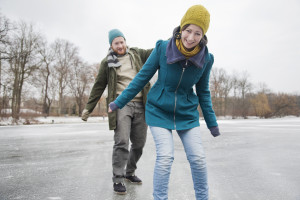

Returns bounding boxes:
[81,29,152,195]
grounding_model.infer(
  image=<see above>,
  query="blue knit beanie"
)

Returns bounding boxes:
[108,29,125,45]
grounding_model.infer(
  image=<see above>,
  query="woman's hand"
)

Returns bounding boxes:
[108,102,119,112]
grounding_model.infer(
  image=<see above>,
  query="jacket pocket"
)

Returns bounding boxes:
[156,88,164,102]
[187,93,198,105]
[148,84,164,105]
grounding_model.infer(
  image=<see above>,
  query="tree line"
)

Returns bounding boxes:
[0,13,99,121]
[209,68,300,118]
[0,13,299,122]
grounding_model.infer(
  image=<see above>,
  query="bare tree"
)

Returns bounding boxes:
[257,82,271,94]
[68,57,94,116]
[221,73,233,116]
[230,72,239,118]
[6,21,42,119]
[52,39,78,115]
[210,67,222,115]
[210,68,232,116]
[37,39,56,116]
[238,71,252,118]
[0,13,12,115]
[0,13,11,49]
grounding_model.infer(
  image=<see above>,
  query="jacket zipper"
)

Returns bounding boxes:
[173,60,187,129]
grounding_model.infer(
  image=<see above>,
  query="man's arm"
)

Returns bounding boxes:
[135,48,153,63]
[82,59,108,120]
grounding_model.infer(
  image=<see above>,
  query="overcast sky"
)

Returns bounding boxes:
[1,0,300,93]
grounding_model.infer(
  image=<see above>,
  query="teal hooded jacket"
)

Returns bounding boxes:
[114,39,219,136]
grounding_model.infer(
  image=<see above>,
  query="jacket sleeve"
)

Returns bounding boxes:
[85,58,108,113]
[114,41,162,109]
[136,48,154,63]
[196,53,218,129]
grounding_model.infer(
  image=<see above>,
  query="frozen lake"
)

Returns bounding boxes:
[0,118,300,200]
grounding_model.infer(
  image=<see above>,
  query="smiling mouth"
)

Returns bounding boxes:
[185,41,194,45]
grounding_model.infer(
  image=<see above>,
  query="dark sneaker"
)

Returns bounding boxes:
[125,175,142,184]
[113,183,127,195]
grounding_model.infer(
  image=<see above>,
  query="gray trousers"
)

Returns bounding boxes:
[112,101,147,183]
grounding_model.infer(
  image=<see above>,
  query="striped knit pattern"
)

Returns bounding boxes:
[106,47,129,68]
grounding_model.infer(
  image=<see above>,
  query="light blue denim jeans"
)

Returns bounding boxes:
[150,126,208,200]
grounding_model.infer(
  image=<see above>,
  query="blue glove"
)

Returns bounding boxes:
[109,102,119,111]
[209,126,220,137]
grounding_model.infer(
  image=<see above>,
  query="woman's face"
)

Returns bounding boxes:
[181,24,203,50]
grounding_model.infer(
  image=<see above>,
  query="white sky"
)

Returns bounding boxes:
[1,0,300,93]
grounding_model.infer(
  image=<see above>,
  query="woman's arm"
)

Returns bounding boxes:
[196,53,220,137]
[111,40,163,110]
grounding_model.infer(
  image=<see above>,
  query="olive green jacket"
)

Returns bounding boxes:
[85,47,152,130]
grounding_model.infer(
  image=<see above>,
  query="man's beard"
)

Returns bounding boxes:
[113,46,126,55]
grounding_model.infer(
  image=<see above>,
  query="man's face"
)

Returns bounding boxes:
[111,37,127,55]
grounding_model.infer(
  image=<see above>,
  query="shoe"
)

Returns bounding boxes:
[125,175,142,184]
[113,183,127,195]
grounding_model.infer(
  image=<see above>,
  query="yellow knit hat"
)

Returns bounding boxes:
[180,5,210,35]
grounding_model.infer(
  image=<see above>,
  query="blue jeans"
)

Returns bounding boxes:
[150,126,208,200]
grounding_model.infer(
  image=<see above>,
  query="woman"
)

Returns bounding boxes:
[109,4,220,200]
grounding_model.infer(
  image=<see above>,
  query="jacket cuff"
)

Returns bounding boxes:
[109,102,119,111]
[209,126,220,137]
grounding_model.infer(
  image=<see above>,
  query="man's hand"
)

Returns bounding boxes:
[81,109,90,121]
